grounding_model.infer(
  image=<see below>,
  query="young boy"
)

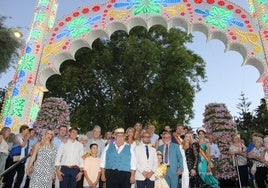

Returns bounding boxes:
[83,143,101,188]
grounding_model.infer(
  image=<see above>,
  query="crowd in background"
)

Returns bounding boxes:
[0,123,267,188]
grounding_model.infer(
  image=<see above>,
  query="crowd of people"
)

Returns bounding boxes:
[0,123,267,188]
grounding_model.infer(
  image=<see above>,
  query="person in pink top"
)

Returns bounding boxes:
[83,143,101,188]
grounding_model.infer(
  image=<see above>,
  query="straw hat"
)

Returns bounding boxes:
[114,128,125,135]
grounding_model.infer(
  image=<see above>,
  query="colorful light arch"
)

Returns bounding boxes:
[1,0,268,132]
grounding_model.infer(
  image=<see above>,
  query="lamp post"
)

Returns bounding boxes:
[12,30,23,39]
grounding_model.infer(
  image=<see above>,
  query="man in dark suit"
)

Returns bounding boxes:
[158,131,184,188]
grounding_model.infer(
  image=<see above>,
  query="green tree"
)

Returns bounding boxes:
[254,98,268,134]
[0,87,7,109]
[0,16,22,73]
[45,26,206,132]
[235,92,255,143]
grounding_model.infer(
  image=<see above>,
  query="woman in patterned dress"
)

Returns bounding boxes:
[183,132,205,188]
[26,129,57,188]
[248,136,266,188]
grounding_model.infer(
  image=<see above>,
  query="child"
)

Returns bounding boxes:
[83,143,101,188]
[155,151,169,188]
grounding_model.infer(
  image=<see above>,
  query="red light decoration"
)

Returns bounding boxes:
[73,12,80,17]
[227,5,233,10]
[65,17,71,22]
[207,0,215,4]
[218,1,225,6]
[82,8,89,14]
[235,9,241,14]
[194,0,203,3]
[92,6,100,12]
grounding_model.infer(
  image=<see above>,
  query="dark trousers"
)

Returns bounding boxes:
[136,179,155,188]
[60,166,80,188]
[238,165,249,186]
[255,167,266,188]
[105,169,131,188]
[23,175,30,188]
[3,156,25,188]
[76,174,84,188]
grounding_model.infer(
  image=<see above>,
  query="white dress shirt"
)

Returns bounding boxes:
[209,142,221,159]
[150,134,159,146]
[100,142,136,170]
[55,139,84,168]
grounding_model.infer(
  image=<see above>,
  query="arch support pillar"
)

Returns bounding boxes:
[0,0,58,132]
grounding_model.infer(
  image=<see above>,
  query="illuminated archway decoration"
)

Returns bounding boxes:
[1,0,268,131]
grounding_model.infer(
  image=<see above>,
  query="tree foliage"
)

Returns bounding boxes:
[254,98,268,134]
[235,92,255,138]
[0,87,7,109]
[0,16,22,73]
[235,93,268,142]
[45,26,206,132]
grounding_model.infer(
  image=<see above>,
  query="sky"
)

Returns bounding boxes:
[0,0,264,128]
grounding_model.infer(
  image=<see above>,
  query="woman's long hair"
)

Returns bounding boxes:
[40,129,55,148]
[0,127,11,141]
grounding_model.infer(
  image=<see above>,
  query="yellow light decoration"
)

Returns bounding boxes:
[162,5,186,16]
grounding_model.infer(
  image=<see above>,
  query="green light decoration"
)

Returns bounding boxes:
[48,3,58,30]
[20,54,36,71]
[30,103,40,121]
[39,0,50,5]
[2,99,11,117]
[36,12,46,22]
[134,0,161,15]
[257,0,267,4]
[11,98,26,117]
[205,6,233,30]
[249,4,255,16]
[31,30,42,40]
[48,18,54,29]
[67,16,91,39]
[262,14,268,24]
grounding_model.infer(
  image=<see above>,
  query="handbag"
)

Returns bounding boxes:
[13,155,21,162]
[250,162,257,175]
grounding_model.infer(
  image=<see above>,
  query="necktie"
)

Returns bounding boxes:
[164,144,169,164]
[145,145,149,159]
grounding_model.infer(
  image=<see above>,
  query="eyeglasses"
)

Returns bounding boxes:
[163,136,171,139]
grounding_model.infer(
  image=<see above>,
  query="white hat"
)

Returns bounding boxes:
[196,127,206,134]
[114,128,125,135]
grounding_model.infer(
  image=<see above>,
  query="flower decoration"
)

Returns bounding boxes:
[203,103,237,179]
[33,97,70,138]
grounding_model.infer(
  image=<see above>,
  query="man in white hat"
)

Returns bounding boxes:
[100,128,136,188]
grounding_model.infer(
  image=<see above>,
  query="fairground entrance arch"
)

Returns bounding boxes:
[1,0,268,132]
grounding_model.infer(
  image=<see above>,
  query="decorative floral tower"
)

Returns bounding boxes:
[33,97,70,137]
[203,103,237,179]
